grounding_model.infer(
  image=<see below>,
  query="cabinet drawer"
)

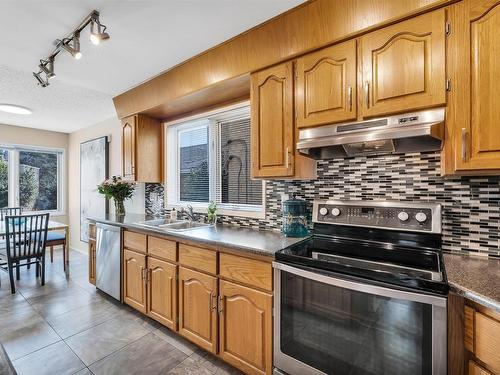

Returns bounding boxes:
[148,236,177,262]
[475,311,500,374]
[123,230,147,253]
[219,253,272,292]
[179,244,217,274]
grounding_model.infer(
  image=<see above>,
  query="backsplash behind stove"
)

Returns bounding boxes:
[146,151,500,257]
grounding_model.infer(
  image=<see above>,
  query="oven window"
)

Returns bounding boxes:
[280,271,432,375]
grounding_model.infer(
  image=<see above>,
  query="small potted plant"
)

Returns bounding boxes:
[97,176,136,216]
[207,201,217,225]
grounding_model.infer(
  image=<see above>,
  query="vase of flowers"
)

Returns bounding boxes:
[97,176,136,216]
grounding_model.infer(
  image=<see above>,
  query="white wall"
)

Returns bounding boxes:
[0,123,69,223]
[68,117,145,253]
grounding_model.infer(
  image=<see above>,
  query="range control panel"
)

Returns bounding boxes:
[314,201,441,233]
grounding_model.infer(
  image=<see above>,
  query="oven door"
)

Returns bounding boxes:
[273,262,447,375]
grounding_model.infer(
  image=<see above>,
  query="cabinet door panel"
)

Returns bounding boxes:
[178,267,218,353]
[296,40,357,127]
[219,280,272,375]
[147,257,177,330]
[251,62,294,178]
[361,9,445,117]
[122,116,136,180]
[123,249,147,313]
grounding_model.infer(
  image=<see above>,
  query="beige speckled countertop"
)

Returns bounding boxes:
[444,253,500,312]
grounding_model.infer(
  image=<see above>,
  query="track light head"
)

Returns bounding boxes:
[33,71,49,87]
[39,58,55,79]
[57,33,82,59]
[90,16,110,45]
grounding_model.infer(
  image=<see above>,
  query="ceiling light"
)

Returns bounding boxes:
[33,10,110,87]
[58,33,82,59]
[33,71,49,87]
[0,104,32,115]
[39,57,55,79]
[90,19,110,45]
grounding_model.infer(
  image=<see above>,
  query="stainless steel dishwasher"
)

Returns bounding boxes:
[96,223,121,300]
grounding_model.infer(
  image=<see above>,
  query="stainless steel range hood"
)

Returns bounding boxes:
[297,108,444,159]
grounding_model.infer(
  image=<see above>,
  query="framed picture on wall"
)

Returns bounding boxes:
[80,136,109,242]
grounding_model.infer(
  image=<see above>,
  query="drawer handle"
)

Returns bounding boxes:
[365,81,370,108]
[461,128,467,162]
[347,85,353,111]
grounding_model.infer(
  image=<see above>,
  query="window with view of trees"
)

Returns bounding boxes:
[0,146,63,213]
[167,105,264,217]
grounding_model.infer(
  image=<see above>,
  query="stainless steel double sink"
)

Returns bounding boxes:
[134,218,212,232]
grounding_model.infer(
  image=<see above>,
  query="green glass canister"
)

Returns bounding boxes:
[282,197,310,237]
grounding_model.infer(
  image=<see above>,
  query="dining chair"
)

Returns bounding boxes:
[0,213,49,294]
[46,232,67,268]
[0,207,22,221]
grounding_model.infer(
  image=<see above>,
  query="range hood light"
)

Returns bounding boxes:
[0,104,32,115]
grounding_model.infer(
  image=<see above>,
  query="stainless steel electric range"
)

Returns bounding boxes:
[273,200,448,375]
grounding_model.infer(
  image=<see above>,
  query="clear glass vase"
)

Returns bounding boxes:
[114,199,126,216]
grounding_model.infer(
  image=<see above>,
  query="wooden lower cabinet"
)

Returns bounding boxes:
[178,266,218,353]
[123,249,147,314]
[147,257,177,330]
[219,280,273,375]
[88,239,96,285]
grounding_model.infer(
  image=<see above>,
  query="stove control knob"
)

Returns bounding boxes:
[319,207,328,216]
[415,212,427,223]
[397,211,409,222]
[331,208,341,217]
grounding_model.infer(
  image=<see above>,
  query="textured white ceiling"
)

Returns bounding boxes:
[0,0,304,133]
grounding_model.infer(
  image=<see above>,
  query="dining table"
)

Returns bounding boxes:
[0,220,70,273]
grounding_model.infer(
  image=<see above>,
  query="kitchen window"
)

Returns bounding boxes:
[0,145,64,215]
[166,104,264,218]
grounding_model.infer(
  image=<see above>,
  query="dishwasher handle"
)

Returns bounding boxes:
[96,223,121,233]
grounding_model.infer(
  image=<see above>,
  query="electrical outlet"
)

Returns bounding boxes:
[281,194,289,203]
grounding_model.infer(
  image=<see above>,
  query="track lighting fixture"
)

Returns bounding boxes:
[39,57,55,79]
[33,71,49,87]
[90,13,110,45]
[33,10,110,87]
[57,33,82,60]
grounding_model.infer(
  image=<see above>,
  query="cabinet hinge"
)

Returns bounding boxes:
[446,78,452,92]
[445,21,451,36]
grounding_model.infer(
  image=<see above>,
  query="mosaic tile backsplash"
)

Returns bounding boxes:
[146,151,500,257]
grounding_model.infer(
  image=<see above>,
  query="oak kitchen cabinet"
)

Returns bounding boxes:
[121,114,163,182]
[296,39,357,128]
[443,0,500,175]
[123,232,179,329]
[120,229,273,375]
[251,61,317,180]
[360,9,446,118]
[178,266,218,353]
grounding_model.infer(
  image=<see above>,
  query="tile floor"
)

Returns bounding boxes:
[0,249,242,375]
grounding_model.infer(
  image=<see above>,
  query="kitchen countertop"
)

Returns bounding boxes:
[88,213,308,257]
[443,252,500,312]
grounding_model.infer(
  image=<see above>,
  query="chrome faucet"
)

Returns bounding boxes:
[181,204,197,222]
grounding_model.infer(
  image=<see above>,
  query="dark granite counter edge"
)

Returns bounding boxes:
[88,216,307,258]
[448,282,500,312]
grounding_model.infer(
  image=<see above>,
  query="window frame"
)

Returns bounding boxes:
[165,102,265,219]
[0,143,65,216]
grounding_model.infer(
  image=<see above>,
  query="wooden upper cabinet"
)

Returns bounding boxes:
[296,40,357,128]
[147,257,177,331]
[121,114,163,183]
[360,9,446,118]
[251,62,294,178]
[178,266,218,353]
[218,280,273,375]
[123,249,147,314]
[445,0,500,173]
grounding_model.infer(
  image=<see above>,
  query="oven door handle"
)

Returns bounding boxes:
[273,261,446,307]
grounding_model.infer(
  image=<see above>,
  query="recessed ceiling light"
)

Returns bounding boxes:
[0,104,32,115]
